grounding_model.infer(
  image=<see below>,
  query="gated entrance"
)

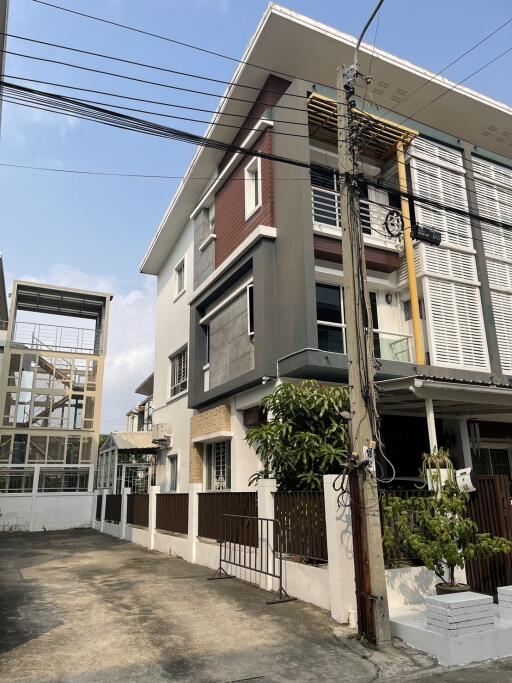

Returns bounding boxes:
[209,513,296,605]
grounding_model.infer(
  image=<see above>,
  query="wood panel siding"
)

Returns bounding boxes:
[218,75,291,171]
[215,130,274,268]
[314,235,400,273]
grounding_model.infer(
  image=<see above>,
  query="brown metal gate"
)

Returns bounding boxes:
[466,475,512,597]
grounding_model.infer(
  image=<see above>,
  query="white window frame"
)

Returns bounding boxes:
[169,345,188,399]
[244,157,262,221]
[316,282,346,351]
[204,439,232,491]
[174,258,186,301]
[167,453,178,492]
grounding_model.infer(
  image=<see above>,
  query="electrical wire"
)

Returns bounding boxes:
[2,31,309,101]
[31,0,344,95]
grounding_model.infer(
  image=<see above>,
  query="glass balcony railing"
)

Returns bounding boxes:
[317,323,412,363]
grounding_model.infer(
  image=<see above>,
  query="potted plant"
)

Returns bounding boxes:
[383,454,512,594]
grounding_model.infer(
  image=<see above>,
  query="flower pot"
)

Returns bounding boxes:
[435,582,471,596]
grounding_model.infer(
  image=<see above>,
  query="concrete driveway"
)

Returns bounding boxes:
[0,529,511,682]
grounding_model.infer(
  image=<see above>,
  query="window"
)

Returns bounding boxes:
[403,298,425,322]
[247,284,254,337]
[0,436,11,463]
[28,436,47,463]
[175,258,185,298]
[170,346,188,397]
[316,283,345,353]
[244,157,262,219]
[12,434,28,464]
[205,441,231,490]
[168,454,178,492]
[472,447,512,481]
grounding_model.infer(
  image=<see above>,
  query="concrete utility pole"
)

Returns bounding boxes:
[337,0,391,646]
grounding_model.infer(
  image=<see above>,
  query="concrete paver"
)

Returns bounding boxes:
[0,529,511,682]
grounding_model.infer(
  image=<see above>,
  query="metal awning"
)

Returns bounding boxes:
[377,376,512,419]
[307,92,417,158]
[100,431,158,454]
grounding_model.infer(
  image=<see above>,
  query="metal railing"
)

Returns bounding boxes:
[11,321,102,354]
[38,468,90,492]
[198,492,258,543]
[273,491,328,563]
[127,493,149,527]
[208,514,296,605]
[156,493,189,535]
[0,467,34,493]
[311,184,401,241]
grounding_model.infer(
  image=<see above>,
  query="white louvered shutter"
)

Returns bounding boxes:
[473,155,512,373]
[409,139,489,371]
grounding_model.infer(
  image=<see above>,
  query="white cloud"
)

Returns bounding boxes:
[1,101,81,149]
[9,264,155,434]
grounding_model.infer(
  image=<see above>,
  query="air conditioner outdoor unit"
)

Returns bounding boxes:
[152,423,171,447]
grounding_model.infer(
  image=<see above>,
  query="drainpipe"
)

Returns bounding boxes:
[396,140,425,365]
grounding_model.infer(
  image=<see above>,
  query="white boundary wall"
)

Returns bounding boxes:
[0,464,95,532]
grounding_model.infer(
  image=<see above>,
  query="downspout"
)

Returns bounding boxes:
[396,139,425,365]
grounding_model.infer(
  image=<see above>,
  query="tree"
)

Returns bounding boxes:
[245,381,350,490]
[383,479,512,587]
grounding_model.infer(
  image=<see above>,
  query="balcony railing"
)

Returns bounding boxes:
[318,323,412,363]
[11,321,102,354]
[311,185,400,241]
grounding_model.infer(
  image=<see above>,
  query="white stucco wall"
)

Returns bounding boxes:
[0,493,94,532]
[152,219,194,493]
[0,494,32,531]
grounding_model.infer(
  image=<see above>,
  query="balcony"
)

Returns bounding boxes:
[318,323,412,363]
[311,184,401,244]
[11,321,102,355]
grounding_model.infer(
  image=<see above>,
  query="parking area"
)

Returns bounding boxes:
[0,529,511,682]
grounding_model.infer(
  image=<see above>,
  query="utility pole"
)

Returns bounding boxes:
[337,0,391,646]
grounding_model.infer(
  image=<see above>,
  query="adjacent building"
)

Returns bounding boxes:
[140,5,512,494]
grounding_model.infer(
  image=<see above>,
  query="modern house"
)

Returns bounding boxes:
[140,5,512,495]
[126,373,154,433]
[0,281,111,516]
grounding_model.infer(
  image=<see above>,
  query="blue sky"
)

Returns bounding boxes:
[1,0,512,431]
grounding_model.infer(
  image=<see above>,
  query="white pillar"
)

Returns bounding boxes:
[425,397,438,452]
[121,487,131,540]
[87,464,94,493]
[29,465,41,532]
[458,419,472,468]
[257,478,277,591]
[323,474,357,625]
[149,485,160,550]
[100,489,107,533]
[187,483,203,564]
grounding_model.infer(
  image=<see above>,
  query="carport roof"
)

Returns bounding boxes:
[377,376,512,419]
[100,431,157,454]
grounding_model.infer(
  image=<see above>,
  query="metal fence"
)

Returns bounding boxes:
[198,492,258,544]
[38,468,90,492]
[273,491,328,563]
[156,493,189,535]
[105,494,122,524]
[127,494,149,527]
[209,514,296,605]
[96,495,102,522]
[466,475,512,597]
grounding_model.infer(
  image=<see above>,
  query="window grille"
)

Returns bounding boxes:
[170,346,188,397]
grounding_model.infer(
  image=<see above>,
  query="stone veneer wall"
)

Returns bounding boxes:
[189,404,231,483]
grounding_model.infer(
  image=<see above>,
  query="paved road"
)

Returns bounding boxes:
[0,529,511,682]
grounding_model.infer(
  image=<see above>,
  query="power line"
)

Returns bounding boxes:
[3,74,310,127]
[4,80,512,243]
[3,49,312,115]
[2,31,308,101]
[31,0,341,94]
[385,15,512,115]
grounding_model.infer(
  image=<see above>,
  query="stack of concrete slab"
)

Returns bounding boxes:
[498,585,512,621]
[426,591,494,636]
